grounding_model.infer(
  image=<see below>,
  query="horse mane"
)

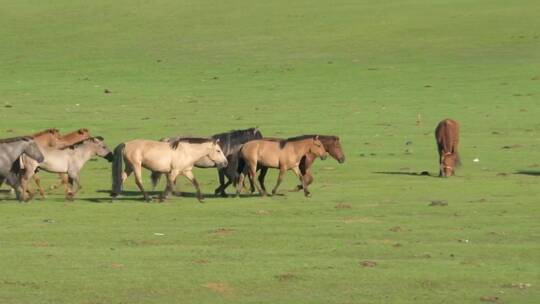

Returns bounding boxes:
[212,127,262,154]
[61,136,104,150]
[169,137,213,150]
[0,136,32,144]
[31,128,59,137]
[279,135,317,148]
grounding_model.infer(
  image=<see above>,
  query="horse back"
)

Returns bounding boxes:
[435,119,460,153]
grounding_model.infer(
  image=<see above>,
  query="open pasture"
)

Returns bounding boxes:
[1,0,539,303]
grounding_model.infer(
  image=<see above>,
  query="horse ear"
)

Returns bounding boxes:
[315,135,319,140]
[214,138,220,144]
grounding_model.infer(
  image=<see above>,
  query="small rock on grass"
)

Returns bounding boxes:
[429,200,448,206]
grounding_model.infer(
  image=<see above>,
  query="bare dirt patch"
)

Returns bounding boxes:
[255,210,272,215]
[202,282,234,295]
[210,228,235,236]
[359,260,377,267]
[389,226,402,232]
[335,203,352,209]
[193,259,210,265]
[429,200,448,206]
[341,217,379,224]
[111,263,124,269]
[275,272,296,281]
[480,295,500,302]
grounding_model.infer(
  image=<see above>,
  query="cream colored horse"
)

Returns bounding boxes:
[111,138,228,202]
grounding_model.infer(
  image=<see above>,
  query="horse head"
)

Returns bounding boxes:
[440,152,457,177]
[208,139,228,168]
[90,136,114,162]
[310,136,328,160]
[324,136,345,163]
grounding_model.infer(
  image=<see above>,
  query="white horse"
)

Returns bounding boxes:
[21,137,113,201]
[111,137,228,202]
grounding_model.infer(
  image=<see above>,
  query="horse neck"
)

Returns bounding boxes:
[0,141,28,164]
[62,133,88,144]
[178,142,212,163]
[288,139,312,160]
[33,134,55,148]
[72,143,96,162]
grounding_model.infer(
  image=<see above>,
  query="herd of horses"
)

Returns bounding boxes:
[0,118,459,202]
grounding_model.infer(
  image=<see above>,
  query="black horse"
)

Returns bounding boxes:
[151,127,263,197]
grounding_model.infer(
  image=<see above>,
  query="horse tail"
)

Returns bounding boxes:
[111,143,125,197]
[151,171,162,190]
[233,155,246,187]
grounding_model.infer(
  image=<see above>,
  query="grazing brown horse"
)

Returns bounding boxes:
[259,135,346,191]
[435,119,460,177]
[237,135,328,197]
[27,129,92,198]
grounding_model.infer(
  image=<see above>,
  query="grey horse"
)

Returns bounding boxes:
[0,136,44,201]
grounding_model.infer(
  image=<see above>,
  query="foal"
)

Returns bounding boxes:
[435,119,460,177]
[237,135,327,197]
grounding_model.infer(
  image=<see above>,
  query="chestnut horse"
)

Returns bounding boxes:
[257,135,345,192]
[435,119,460,177]
[111,138,228,202]
[237,135,327,197]
[26,128,92,198]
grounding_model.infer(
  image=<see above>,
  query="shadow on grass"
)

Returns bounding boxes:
[91,189,264,201]
[514,170,540,176]
[372,171,437,177]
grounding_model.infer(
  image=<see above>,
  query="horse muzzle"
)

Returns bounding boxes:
[338,156,345,163]
[217,160,228,168]
[320,153,328,160]
[104,152,114,162]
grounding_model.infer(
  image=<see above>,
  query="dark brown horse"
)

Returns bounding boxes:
[435,119,460,177]
[256,135,345,192]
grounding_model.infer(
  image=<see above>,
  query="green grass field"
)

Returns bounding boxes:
[1,0,539,303]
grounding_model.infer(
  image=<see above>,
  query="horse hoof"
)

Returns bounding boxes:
[198,198,205,203]
[304,192,312,198]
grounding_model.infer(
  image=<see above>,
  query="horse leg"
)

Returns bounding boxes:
[32,173,47,199]
[214,168,225,195]
[183,170,204,202]
[257,166,268,193]
[235,170,245,197]
[160,171,178,202]
[292,166,310,197]
[66,176,75,201]
[271,167,286,196]
[133,166,150,202]
[60,173,70,198]
[19,168,35,202]
[249,161,266,196]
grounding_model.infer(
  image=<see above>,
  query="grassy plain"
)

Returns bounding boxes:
[0,0,539,303]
